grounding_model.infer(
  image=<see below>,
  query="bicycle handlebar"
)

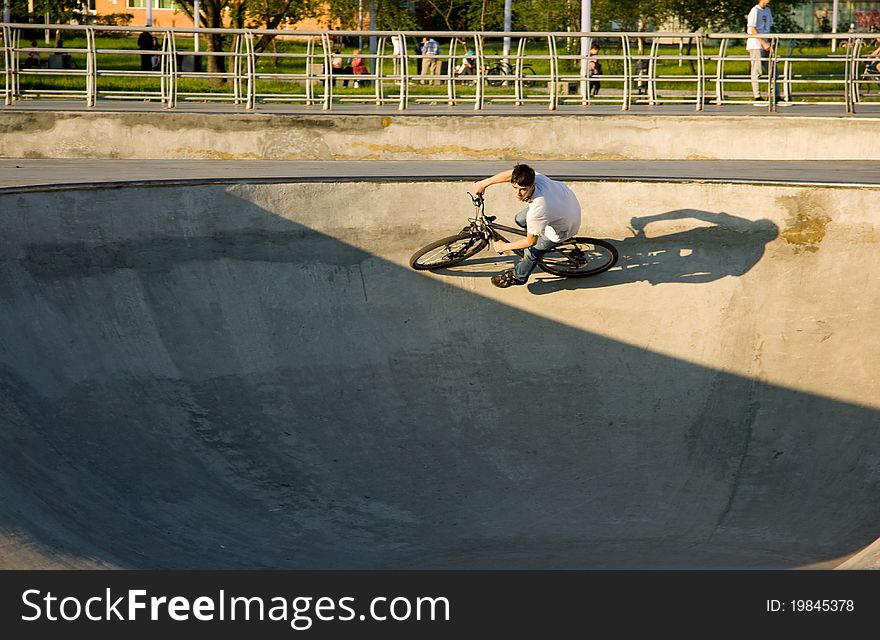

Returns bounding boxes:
[468,192,484,207]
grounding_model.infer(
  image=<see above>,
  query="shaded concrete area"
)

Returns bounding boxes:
[1,180,879,569]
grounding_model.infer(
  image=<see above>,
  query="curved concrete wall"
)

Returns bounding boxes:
[2,111,880,160]
[1,179,879,569]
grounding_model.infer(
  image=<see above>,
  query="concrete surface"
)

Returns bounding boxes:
[2,176,879,569]
[3,105,880,160]
[2,158,880,191]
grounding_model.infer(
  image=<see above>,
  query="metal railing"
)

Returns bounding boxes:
[3,23,880,113]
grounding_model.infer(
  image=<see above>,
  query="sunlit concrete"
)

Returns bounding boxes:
[2,108,880,160]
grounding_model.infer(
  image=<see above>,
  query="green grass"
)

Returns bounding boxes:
[8,35,874,103]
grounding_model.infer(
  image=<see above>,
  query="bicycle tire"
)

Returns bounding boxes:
[409,232,487,270]
[538,237,618,277]
[486,65,505,87]
[521,65,536,88]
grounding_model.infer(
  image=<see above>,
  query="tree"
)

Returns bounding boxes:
[241,0,315,54]
[171,0,233,74]
[6,0,90,44]
[590,0,671,31]
[323,0,418,31]
[171,0,313,73]
[512,0,580,32]
[671,0,806,32]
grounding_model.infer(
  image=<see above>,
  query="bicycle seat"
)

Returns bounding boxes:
[486,215,496,222]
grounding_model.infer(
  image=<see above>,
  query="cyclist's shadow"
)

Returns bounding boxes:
[526,208,779,294]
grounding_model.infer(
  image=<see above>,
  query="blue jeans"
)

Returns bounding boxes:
[513,208,559,282]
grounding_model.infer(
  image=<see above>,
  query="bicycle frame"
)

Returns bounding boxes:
[467,192,526,248]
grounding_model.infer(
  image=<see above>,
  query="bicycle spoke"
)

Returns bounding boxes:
[539,239,618,277]
[410,233,486,270]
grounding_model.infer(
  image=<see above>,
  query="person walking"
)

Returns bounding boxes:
[746,0,779,102]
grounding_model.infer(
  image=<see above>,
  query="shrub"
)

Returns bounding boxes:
[93,13,135,27]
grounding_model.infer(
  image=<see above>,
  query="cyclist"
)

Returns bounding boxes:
[472,164,582,288]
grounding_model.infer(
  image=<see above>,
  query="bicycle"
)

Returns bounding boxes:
[409,193,619,278]
[484,61,537,87]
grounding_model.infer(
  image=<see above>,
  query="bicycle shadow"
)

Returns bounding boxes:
[527,209,779,295]
[434,253,514,277]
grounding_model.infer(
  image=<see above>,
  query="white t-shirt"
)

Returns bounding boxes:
[747,4,773,51]
[525,173,581,243]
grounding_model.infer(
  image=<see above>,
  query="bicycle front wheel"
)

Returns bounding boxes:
[538,237,618,277]
[409,232,487,270]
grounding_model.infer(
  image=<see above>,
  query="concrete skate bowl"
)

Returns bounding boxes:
[1,179,879,570]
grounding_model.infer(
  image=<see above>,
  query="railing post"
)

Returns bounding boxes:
[231,31,254,110]
[167,29,179,108]
[2,24,13,105]
[621,34,631,111]
[845,34,856,114]
[86,27,97,107]
[515,36,527,106]
[768,35,778,112]
[376,35,386,107]
[398,33,408,111]
[695,34,705,112]
[548,34,558,111]
[305,37,315,106]
[648,37,659,105]
[447,35,457,106]
[474,34,484,111]
[579,33,588,106]
[714,38,728,105]
[232,33,241,105]
[246,31,255,110]
[320,32,332,111]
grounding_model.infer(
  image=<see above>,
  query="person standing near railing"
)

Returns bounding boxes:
[420,36,441,85]
[137,30,154,72]
[588,42,603,97]
[746,0,780,102]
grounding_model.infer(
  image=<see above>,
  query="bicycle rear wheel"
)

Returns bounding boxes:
[538,237,618,277]
[409,232,487,270]
[486,66,505,87]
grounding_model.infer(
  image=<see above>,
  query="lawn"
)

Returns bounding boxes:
[6,32,873,104]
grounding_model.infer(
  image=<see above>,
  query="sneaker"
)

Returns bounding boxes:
[491,269,526,288]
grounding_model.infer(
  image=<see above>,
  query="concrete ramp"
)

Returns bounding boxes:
[1,180,879,569]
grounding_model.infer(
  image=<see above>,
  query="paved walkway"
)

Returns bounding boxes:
[2,158,879,191]
[4,98,880,118]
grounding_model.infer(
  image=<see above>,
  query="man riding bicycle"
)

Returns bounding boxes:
[472,164,582,288]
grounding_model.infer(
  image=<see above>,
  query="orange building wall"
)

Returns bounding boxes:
[93,0,336,30]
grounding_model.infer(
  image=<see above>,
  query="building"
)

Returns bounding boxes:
[89,0,330,30]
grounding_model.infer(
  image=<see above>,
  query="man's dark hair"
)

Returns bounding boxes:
[511,164,535,187]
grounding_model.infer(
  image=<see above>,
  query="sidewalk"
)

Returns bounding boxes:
[2,158,879,191]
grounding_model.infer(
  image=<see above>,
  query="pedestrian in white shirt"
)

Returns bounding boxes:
[747,0,780,102]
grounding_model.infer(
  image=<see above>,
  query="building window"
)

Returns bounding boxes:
[127,0,177,9]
